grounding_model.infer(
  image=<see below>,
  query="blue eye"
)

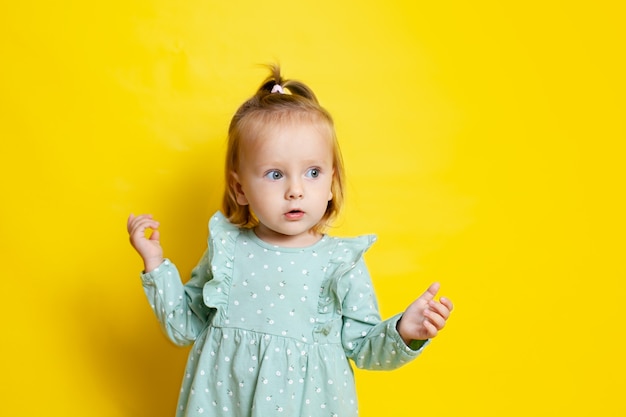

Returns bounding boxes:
[306,168,320,178]
[265,170,283,180]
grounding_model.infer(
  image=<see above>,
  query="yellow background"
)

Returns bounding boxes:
[1,1,624,416]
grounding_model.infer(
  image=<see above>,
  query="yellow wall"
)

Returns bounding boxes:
[2,1,624,416]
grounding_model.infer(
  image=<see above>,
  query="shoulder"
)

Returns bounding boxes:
[322,234,377,277]
[205,211,243,260]
[208,211,236,233]
[208,211,247,242]
[326,234,377,256]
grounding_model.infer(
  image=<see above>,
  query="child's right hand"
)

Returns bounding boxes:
[127,214,164,272]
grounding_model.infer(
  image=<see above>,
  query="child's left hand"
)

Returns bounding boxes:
[396,282,453,345]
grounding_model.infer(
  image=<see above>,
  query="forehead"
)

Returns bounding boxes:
[240,117,334,163]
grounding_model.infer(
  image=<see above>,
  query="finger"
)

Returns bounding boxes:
[439,296,454,312]
[428,299,452,319]
[127,214,152,234]
[127,213,135,233]
[129,218,159,239]
[149,230,160,242]
[421,319,439,338]
[424,309,447,330]
[418,282,440,303]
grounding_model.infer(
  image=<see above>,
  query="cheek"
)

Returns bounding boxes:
[243,182,275,205]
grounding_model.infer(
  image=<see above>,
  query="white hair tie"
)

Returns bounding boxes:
[271,84,285,94]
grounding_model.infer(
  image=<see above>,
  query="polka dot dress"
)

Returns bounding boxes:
[141,212,425,417]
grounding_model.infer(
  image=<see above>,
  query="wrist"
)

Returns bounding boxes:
[395,316,412,346]
[143,257,164,273]
[396,318,428,351]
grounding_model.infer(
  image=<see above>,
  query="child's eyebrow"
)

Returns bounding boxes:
[258,159,330,168]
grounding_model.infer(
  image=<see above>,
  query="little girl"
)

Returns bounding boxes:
[127,65,453,417]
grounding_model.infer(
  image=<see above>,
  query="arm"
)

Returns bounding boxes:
[128,214,214,346]
[141,253,214,346]
[341,260,426,370]
[341,261,453,370]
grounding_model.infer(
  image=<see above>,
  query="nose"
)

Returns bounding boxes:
[286,178,304,200]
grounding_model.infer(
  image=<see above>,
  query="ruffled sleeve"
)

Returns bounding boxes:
[201,211,240,324]
[324,235,429,370]
[141,253,214,346]
[140,211,239,346]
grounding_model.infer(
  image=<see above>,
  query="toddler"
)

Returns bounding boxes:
[127,65,453,417]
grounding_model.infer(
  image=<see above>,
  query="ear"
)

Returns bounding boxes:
[231,171,249,205]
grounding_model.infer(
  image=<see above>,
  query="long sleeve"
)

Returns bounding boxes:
[340,258,429,370]
[140,250,215,346]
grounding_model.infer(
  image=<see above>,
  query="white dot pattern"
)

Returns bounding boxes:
[140,212,426,417]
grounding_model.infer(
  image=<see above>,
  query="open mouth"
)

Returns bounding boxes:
[285,209,304,219]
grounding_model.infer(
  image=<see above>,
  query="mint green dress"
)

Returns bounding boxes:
[141,212,427,417]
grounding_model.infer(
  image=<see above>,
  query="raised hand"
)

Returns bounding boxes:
[396,282,453,344]
[127,213,164,272]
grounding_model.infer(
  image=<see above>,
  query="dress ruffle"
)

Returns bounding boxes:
[314,234,377,344]
[201,212,377,329]
[202,212,239,323]
[319,234,377,313]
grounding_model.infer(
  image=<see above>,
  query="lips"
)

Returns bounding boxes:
[284,209,304,220]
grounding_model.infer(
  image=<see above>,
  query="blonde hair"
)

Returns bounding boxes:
[222,65,345,233]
